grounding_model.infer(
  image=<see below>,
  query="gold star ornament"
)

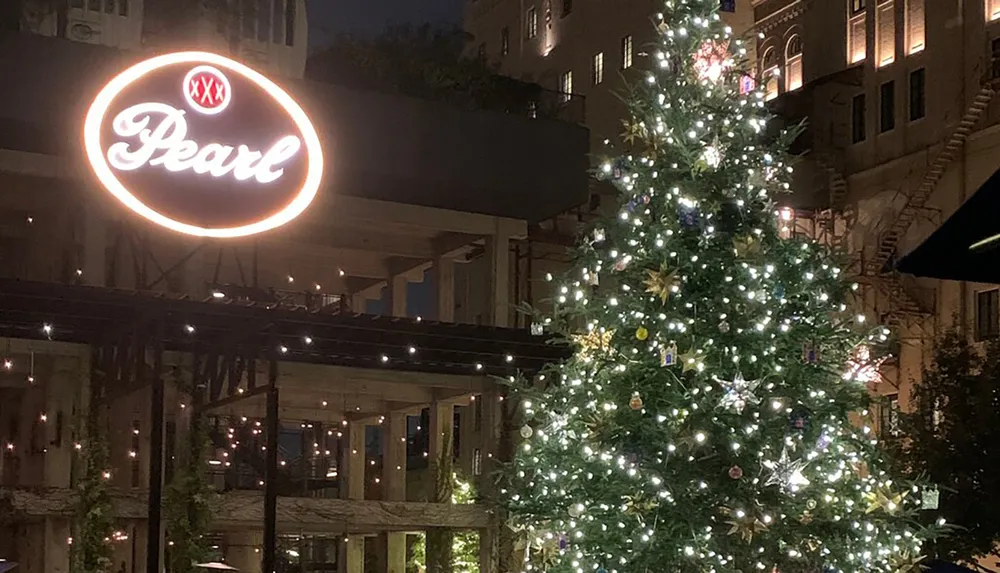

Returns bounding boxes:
[574,329,615,358]
[644,265,679,304]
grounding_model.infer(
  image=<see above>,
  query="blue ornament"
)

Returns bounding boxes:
[773,284,786,299]
[558,534,569,550]
[678,205,699,229]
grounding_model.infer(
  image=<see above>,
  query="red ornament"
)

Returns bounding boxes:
[728,465,743,479]
[184,65,231,114]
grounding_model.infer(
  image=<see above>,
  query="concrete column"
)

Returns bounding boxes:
[341,421,365,501]
[432,257,456,323]
[338,536,364,573]
[426,401,454,573]
[485,235,510,327]
[339,422,366,573]
[377,412,407,573]
[388,275,408,318]
[225,531,263,573]
[43,357,79,489]
[43,517,70,573]
[381,412,406,501]
[478,387,501,573]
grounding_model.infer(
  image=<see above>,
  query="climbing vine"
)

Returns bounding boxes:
[70,418,115,573]
[164,414,220,573]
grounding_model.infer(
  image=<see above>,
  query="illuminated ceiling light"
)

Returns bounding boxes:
[83,51,325,239]
[212,291,225,299]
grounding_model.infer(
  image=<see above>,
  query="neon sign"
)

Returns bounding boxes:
[84,52,324,238]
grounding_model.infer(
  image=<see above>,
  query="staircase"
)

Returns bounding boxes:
[815,153,850,209]
[865,82,999,277]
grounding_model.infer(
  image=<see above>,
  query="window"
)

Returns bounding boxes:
[785,34,803,91]
[851,0,866,14]
[241,0,255,39]
[909,68,926,121]
[880,80,896,132]
[272,0,284,44]
[284,0,295,46]
[130,420,141,488]
[880,394,900,437]
[622,35,633,69]
[906,0,925,54]
[559,70,573,102]
[762,47,780,101]
[71,0,84,8]
[876,0,895,67]
[992,38,1000,80]
[526,7,537,39]
[988,0,1000,22]
[562,0,572,16]
[592,52,604,85]
[852,93,867,143]
[848,3,867,64]
[473,448,483,476]
[257,0,271,42]
[88,0,100,10]
[501,26,509,56]
[977,289,999,340]
[119,0,128,16]
[478,43,486,59]
[104,0,114,13]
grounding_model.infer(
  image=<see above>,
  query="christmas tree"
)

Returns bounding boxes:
[507,2,944,573]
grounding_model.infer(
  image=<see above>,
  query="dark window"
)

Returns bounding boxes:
[501,26,509,55]
[880,80,895,132]
[474,396,483,430]
[851,0,866,15]
[562,0,572,16]
[272,0,284,44]
[241,0,255,39]
[104,0,114,13]
[88,0,100,10]
[119,0,127,16]
[478,43,486,59]
[880,394,900,436]
[992,38,1000,80]
[256,0,271,41]
[977,289,999,340]
[852,93,867,143]
[71,0,84,8]
[285,0,295,46]
[909,68,926,121]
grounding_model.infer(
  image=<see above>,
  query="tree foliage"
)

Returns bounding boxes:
[891,328,1000,563]
[71,423,115,573]
[164,417,220,573]
[306,24,554,118]
[504,2,945,573]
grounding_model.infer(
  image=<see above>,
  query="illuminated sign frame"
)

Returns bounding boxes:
[84,51,324,238]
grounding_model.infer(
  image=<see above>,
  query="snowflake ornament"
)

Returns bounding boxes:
[764,447,810,491]
[715,373,761,414]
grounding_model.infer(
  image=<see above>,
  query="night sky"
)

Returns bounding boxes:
[307,0,466,46]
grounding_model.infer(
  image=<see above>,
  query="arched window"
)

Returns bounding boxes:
[761,46,780,101]
[785,34,803,91]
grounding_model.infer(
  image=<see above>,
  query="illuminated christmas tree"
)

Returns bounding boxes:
[506,2,945,573]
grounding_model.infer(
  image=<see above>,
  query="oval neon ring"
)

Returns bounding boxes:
[83,51,324,238]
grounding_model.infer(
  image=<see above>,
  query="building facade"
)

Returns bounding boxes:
[463,0,755,153]
[751,0,1000,426]
[0,18,587,573]
[23,0,309,78]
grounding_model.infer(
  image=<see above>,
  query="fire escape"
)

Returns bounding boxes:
[865,74,1000,334]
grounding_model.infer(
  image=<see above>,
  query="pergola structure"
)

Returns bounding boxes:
[0,278,569,573]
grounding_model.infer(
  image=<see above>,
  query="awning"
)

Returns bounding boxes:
[897,165,1000,283]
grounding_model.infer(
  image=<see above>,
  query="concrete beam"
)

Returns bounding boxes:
[276,363,488,393]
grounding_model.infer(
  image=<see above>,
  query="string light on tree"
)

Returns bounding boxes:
[505,3,943,573]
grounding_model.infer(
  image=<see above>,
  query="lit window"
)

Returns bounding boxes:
[876,0,895,67]
[851,0,866,14]
[879,394,900,437]
[906,0,925,54]
[526,7,538,40]
[988,0,1000,21]
[560,70,573,102]
[473,448,483,476]
[761,47,780,101]
[848,2,867,64]
[622,35,633,69]
[592,52,604,85]
[785,35,803,91]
